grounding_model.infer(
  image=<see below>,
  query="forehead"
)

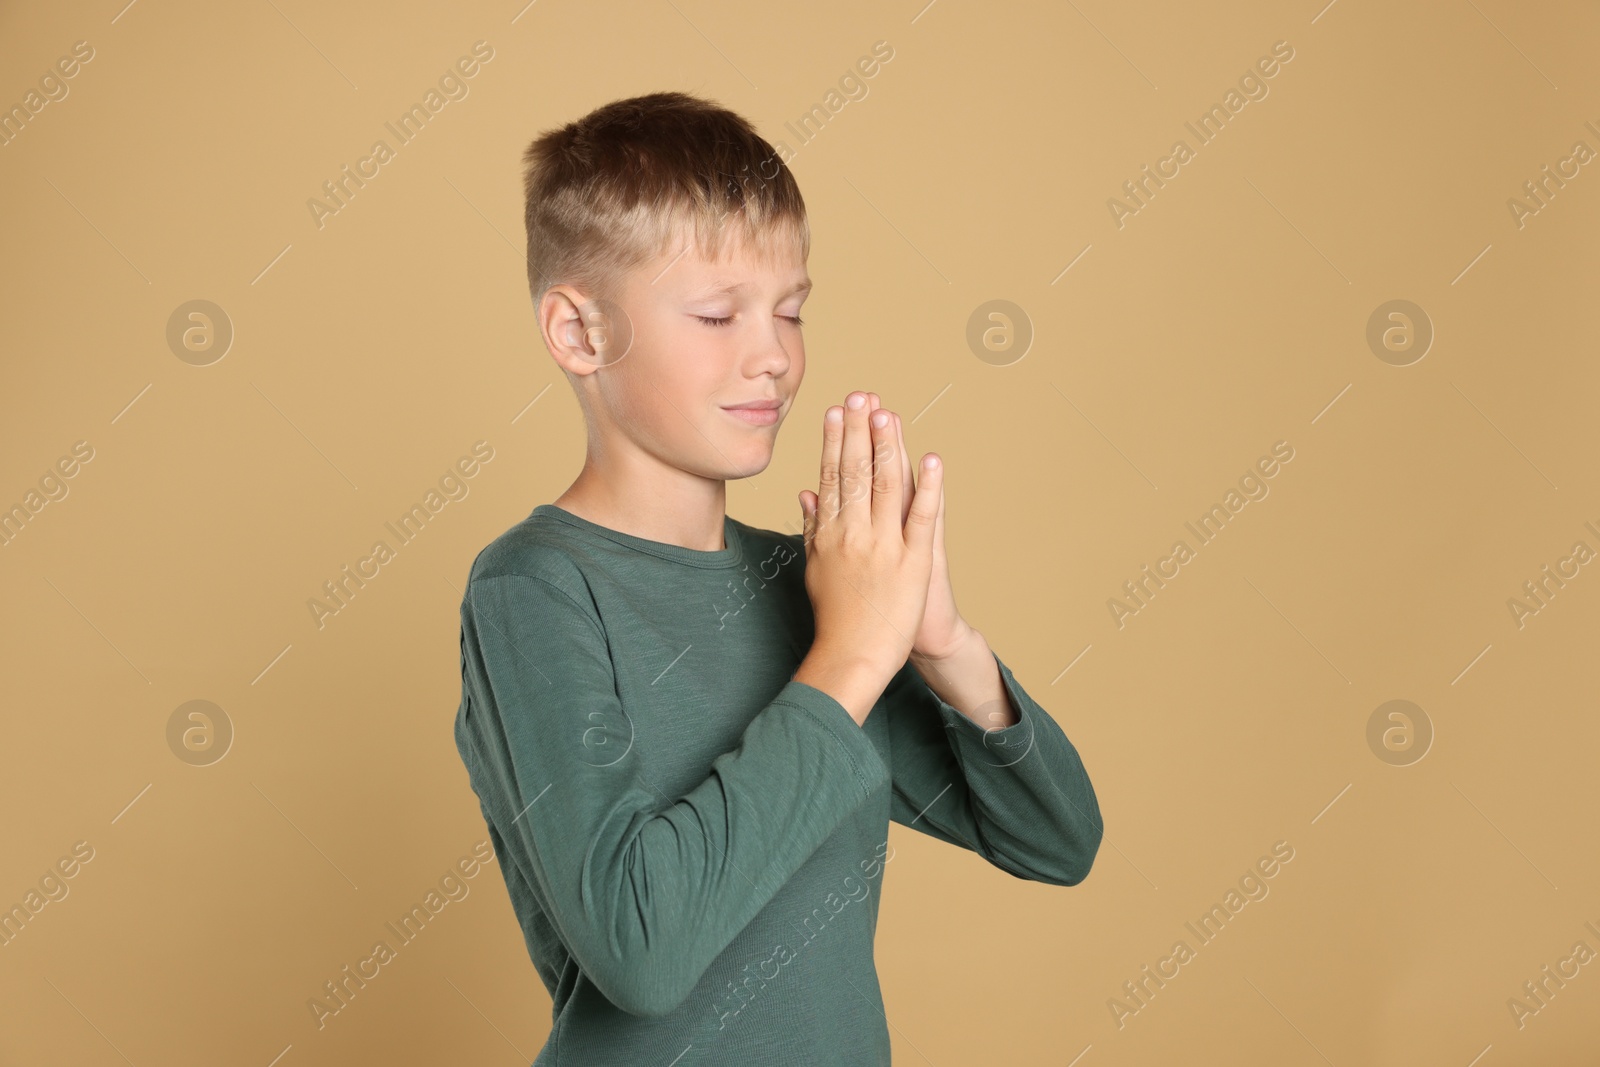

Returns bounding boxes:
[682,274,812,300]
[649,224,810,296]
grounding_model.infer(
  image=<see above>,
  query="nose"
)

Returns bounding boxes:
[751,318,797,377]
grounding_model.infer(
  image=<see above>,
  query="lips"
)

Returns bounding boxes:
[722,400,782,426]
[721,399,783,410]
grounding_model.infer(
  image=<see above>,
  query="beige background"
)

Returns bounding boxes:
[3,0,1598,1064]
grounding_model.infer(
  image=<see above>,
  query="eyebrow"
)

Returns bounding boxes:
[690,278,813,299]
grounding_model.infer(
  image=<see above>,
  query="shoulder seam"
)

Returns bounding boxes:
[467,571,607,644]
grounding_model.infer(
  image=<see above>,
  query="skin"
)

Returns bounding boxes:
[539,217,1005,722]
[538,221,810,554]
[799,396,970,661]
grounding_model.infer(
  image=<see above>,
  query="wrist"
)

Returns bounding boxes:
[794,644,895,725]
[910,618,980,666]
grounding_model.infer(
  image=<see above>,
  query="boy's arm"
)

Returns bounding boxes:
[880,629,1104,886]
[455,571,889,1019]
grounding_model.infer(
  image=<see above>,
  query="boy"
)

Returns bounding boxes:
[453,91,1103,1066]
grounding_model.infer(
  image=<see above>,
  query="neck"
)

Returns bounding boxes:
[554,464,728,552]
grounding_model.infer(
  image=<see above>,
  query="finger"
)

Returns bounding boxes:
[864,393,905,531]
[903,453,942,554]
[894,412,913,528]
[835,392,874,536]
[798,489,814,550]
[839,392,873,525]
[818,405,844,529]
[805,489,825,551]
[866,392,885,511]
[865,394,905,517]
[870,407,902,532]
[866,394,885,502]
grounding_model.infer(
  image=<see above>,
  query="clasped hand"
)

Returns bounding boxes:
[797,391,971,666]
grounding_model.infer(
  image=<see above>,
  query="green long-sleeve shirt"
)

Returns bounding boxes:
[453,504,1103,1066]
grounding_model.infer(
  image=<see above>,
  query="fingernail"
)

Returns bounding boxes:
[825,407,842,424]
[871,410,888,428]
[846,393,865,410]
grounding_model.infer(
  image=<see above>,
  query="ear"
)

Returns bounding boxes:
[540,285,633,375]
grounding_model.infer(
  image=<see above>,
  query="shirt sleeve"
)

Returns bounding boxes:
[879,648,1103,886]
[454,571,891,1020]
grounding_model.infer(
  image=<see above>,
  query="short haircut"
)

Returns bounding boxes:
[520,91,809,311]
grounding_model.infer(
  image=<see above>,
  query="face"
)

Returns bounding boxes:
[558,224,811,483]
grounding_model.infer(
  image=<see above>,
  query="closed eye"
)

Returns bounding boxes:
[695,315,805,327]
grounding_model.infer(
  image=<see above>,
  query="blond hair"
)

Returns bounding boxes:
[521,91,809,309]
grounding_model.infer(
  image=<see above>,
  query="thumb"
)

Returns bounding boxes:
[903,454,941,554]
[798,490,815,547]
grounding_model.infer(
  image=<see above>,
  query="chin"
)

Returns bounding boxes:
[731,455,775,479]
[722,445,776,479]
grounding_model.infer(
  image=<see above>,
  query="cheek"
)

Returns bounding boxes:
[597,353,666,431]
[610,331,720,431]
